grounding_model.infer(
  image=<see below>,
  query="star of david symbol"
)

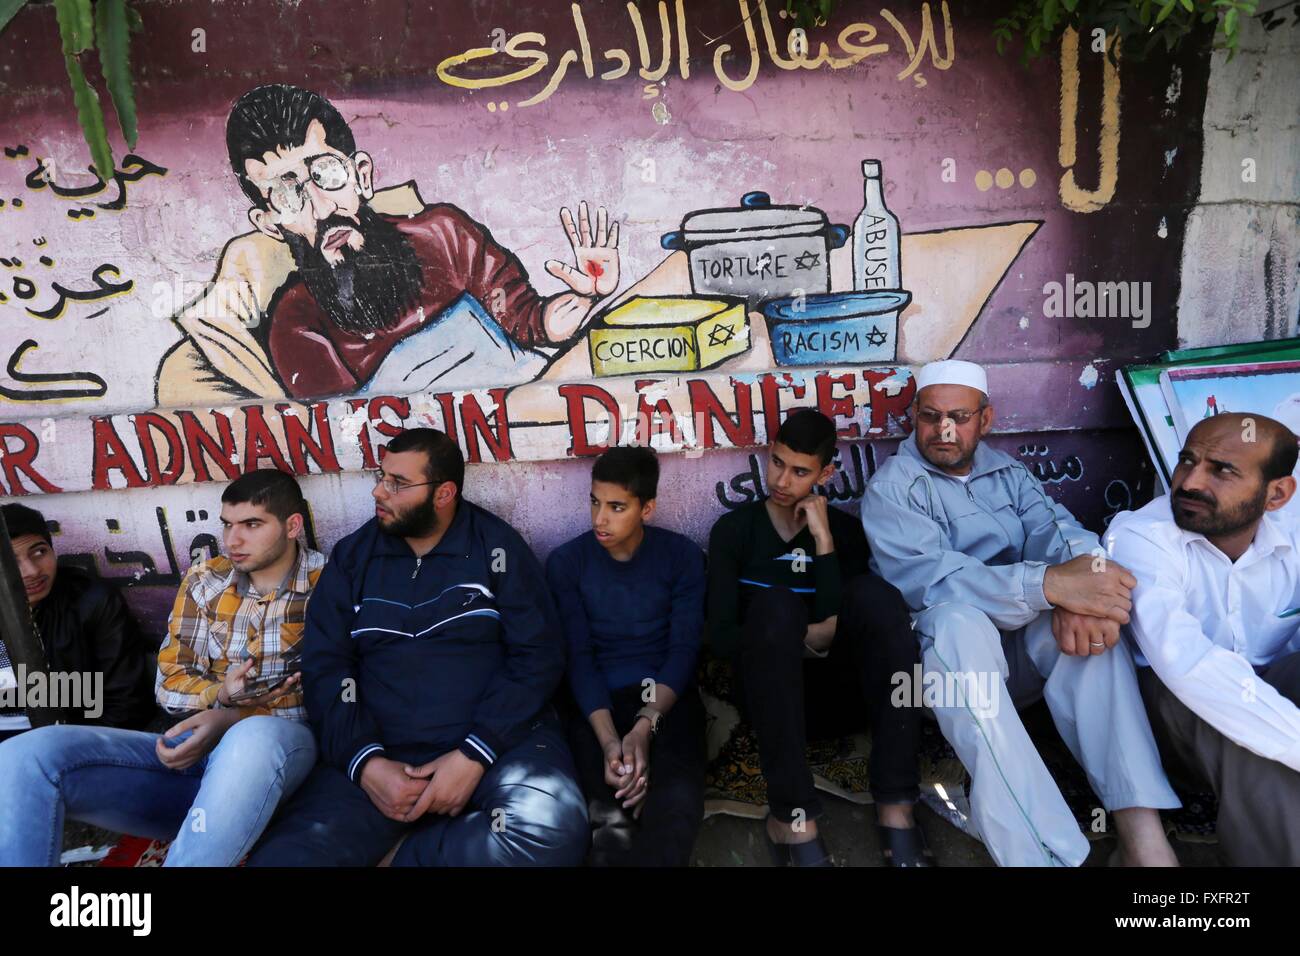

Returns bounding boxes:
[707,322,736,347]
[864,326,888,346]
[793,250,820,271]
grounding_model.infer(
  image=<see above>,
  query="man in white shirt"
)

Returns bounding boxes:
[1108,411,1300,865]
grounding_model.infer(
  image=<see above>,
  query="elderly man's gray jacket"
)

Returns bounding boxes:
[861,433,1099,630]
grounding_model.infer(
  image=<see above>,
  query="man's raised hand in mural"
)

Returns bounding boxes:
[542,200,621,342]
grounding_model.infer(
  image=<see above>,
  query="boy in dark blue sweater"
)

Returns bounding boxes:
[248,428,587,866]
[547,446,707,866]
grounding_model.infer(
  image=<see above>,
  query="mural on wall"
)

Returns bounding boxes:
[155,84,623,403]
[4,71,1044,493]
[0,0,1204,631]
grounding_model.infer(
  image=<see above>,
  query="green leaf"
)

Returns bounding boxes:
[1043,0,1058,29]
[1179,0,1194,10]
[53,0,93,54]
[1156,0,1177,21]
[95,0,137,149]
[63,50,115,179]
[126,4,143,32]
[1063,0,1078,12]
[0,0,28,35]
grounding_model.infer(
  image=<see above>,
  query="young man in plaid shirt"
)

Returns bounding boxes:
[0,469,322,867]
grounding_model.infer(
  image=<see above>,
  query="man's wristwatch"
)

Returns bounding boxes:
[635,706,663,739]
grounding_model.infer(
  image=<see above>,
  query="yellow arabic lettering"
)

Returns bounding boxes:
[758,0,865,70]
[1059,27,1121,213]
[713,0,761,92]
[601,47,632,80]
[519,48,580,107]
[627,0,673,81]
[675,0,691,79]
[755,0,801,70]
[835,22,891,64]
[879,1,955,82]
[572,3,595,78]
[435,31,550,90]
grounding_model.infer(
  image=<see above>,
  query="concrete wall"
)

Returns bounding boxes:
[1176,14,1300,348]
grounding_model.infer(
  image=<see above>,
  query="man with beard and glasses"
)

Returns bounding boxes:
[217,83,620,400]
[861,360,1180,867]
[247,427,588,866]
[1108,412,1300,865]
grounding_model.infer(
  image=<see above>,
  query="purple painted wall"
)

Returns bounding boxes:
[0,0,1209,637]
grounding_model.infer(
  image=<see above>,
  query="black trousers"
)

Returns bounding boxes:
[566,683,706,867]
[734,573,921,823]
[247,715,588,867]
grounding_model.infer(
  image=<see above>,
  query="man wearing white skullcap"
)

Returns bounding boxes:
[861,359,1180,867]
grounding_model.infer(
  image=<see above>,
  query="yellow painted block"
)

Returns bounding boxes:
[603,296,727,327]
[588,296,750,376]
[696,306,750,368]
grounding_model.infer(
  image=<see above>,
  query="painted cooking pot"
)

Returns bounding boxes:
[660,191,850,302]
[762,290,912,366]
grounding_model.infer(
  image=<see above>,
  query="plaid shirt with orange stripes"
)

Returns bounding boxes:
[155,544,325,720]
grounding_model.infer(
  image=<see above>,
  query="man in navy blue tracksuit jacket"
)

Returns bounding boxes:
[248,428,587,866]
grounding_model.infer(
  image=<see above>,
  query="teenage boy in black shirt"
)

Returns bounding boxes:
[706,409,932,866]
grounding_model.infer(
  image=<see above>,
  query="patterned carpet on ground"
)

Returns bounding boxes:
[698,657,1220,843]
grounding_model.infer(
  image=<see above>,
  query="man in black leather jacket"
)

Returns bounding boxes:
[0,503,156,739]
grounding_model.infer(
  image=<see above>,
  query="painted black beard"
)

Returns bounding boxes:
[284,204,424,336]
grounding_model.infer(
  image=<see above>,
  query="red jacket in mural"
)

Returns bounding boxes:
[269,204,549,398]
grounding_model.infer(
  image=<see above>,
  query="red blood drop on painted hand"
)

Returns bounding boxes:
[584,260,604,278]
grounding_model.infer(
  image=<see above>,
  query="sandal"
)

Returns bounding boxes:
[765,830,833,867]
[877,824,936,867]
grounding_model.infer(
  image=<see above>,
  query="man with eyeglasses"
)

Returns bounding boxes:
[247,427,588,866]
[861,360,1180,867]
[157,83,620,403]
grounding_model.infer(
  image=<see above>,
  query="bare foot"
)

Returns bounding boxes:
[766,814,819,845]
[1112,807,1180,867]
[877,801,916,830]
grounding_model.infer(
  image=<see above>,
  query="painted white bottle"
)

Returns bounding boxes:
[852,159,901,291]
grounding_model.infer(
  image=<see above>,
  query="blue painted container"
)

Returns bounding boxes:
[762,290,911,366]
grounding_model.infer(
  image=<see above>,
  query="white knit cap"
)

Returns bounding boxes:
[915,359,988,396]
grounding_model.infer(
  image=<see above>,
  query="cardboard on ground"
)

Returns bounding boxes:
[588,296,750,376]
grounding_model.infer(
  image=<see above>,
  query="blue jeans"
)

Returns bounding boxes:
[0,716,317,867]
